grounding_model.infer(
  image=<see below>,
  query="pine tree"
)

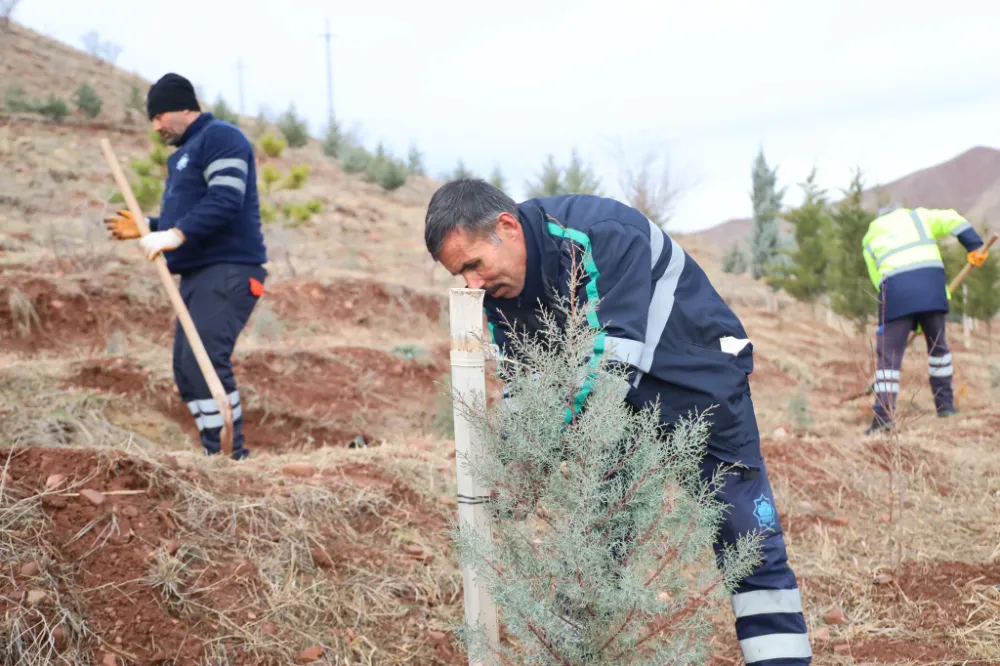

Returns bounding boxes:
[828,168,876,333]
[526,154,564,197]
[276,104,310,148]
[768,168,832,306]
[451,160,476,180]
[525,150,602,198]
[73,83,102,118]
[322,118,343,158]
[721,243,747,275]
[941,241,969,321]
[749,148,784,281]
[211,96,239,125]
[563,148,602,195]
[407,144,425,176]
[451,269,762,665]
[488,165,507,193]
[964,224,1000,345]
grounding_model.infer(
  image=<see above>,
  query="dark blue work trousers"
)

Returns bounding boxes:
[698,454,812,665]
[873,311,953,424]
[172,262,265,459]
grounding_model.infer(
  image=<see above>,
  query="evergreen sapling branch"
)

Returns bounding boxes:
[448,235,764,664]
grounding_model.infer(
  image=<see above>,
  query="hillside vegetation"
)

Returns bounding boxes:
[1,17,999,666]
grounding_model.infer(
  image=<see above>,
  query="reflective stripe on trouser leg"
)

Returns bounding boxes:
[173,263,264,456]
[187,391,243,432]
[700,455,812,665]
[872,316,913,423]
[919,311,954,411]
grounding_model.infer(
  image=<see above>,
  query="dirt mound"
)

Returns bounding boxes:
[0,447,201,662]
[0,445,464,665]
[748,357,797,393]
[886,560,1000,630]
[0,276,172,353]
[268,278,444,328]
[863,439,952,495]
[66,346,450,452]
[848,638,959,663]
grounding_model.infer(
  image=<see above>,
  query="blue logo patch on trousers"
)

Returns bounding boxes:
[753,493,776,530]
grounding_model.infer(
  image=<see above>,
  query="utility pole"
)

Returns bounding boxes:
[236,58,245,115]
[321,19,335,123]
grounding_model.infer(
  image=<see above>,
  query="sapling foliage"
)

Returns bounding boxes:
[450,252,762,665]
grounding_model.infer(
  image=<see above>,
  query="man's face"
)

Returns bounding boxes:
[437,213,527,299]
[151,110,195,145]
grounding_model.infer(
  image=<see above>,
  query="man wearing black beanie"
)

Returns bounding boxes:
[103,72,268,461]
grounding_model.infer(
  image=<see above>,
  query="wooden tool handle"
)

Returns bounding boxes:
[948,231,999,294]
[99,138,234,457]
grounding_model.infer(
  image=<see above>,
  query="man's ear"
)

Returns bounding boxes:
[496,212,521,241]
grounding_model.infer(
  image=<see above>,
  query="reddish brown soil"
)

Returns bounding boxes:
[0,277,173,353]
[863,439,952,495]
[748,357,797,394]
[0,276,445,355]
[0,446,464,665]
[796,560,999,663]
[762,436,859,501]
[65,346,449,452]
[267,278,444,327]
[849,638,959,662]
[0,447,208,663]
[878,560,1000,632]
[819,359,873,393]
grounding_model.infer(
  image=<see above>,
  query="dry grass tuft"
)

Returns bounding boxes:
[7,287,41,338]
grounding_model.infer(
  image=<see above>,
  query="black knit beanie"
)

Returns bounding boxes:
[146,73,200,120]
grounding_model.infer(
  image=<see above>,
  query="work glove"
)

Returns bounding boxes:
[968,248,989,267]
[139,229,185,261]
[103,209,141,240]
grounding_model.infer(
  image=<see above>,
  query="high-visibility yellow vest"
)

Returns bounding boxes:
[862,207,973,294]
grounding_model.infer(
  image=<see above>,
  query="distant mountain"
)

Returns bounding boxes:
[862,146,1000,229]
[684,146,1000,254]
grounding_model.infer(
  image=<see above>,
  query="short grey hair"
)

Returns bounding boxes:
[424,178,518,260]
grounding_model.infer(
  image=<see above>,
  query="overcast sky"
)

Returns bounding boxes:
[14,0,1000,231]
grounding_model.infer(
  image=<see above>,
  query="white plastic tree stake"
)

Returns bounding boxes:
[449,288,499,666]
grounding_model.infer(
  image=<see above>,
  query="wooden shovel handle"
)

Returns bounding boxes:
[948,231,998,294]
[99,138,234,457]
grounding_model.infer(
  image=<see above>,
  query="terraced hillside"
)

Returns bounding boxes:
[2,18,999,666]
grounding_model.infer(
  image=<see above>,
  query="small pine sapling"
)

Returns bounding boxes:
[109,130,169,210]
[256,163,321,228]
[450,252,762,665]
[258,132,287,159]
[73,83,102,118]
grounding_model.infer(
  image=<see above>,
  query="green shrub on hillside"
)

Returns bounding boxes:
[276,105,309,148]
[256,162,322,228]
[4,83,32,113]
[322,119,342,158]
[364,144,408,192]
[340,143,372,174]
[260,164,282,193]
[283,165,311,190]
[211,96,240,125]
[109,131,171,211]
[74,83,102,119]
[36,94,69,121]
[258,132,286,159]
[407,144,425,176]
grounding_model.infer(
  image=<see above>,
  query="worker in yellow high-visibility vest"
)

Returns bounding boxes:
[861,203,989,434]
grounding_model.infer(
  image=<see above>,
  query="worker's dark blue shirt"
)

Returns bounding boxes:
[149,112,267,275]
[486,194,763,467]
